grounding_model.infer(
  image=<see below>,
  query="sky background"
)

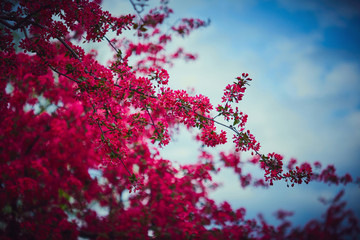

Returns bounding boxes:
[100,0,360,227]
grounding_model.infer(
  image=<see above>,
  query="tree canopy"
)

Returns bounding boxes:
[0,0,359,239]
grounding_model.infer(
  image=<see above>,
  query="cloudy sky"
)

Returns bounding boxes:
[101,0,360,227]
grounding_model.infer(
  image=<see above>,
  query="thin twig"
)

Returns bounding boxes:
[55,36,81,61]
[104,36,123,60]
[49,65,81,83]
[97,121,132,176]
[145,105,162,143]
[128,0,146,23]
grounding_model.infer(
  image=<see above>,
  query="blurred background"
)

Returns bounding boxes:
[99,0,360,227]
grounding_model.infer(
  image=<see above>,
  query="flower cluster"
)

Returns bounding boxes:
[221,73,252,103]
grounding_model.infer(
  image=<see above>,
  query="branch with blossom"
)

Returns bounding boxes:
[0,1,359,239]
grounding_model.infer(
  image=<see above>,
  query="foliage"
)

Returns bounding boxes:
[0,0,358,239]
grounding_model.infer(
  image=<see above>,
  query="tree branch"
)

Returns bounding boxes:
[97,121,132,176]
[145,105,163,143]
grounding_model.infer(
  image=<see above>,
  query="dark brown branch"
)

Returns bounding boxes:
[0,13,82,61]
[145,105,163,143]
[128,0,147,23]
[13,5,51,29]
[0,18,16,29]
[49,65,81,84]
[55,36,82,61]
[104,36,123,60]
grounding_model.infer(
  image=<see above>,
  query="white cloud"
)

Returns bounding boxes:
[98,0,360,226]
[325,62,360,96]
[161,1,360,224]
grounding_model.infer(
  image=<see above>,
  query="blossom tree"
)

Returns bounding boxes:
[0,0,359,239]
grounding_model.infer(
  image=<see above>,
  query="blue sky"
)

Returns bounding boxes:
[101,0,360,227]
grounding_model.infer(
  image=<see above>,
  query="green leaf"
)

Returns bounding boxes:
[116,50,122,58]
[129,173,137,183]
[110,151,117,159]
[233,118,240,126]
[133,113,140,119]
[65,63,73,74]
[58,189,70,201]
[139,26,148,32]
[60,204,68,211]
